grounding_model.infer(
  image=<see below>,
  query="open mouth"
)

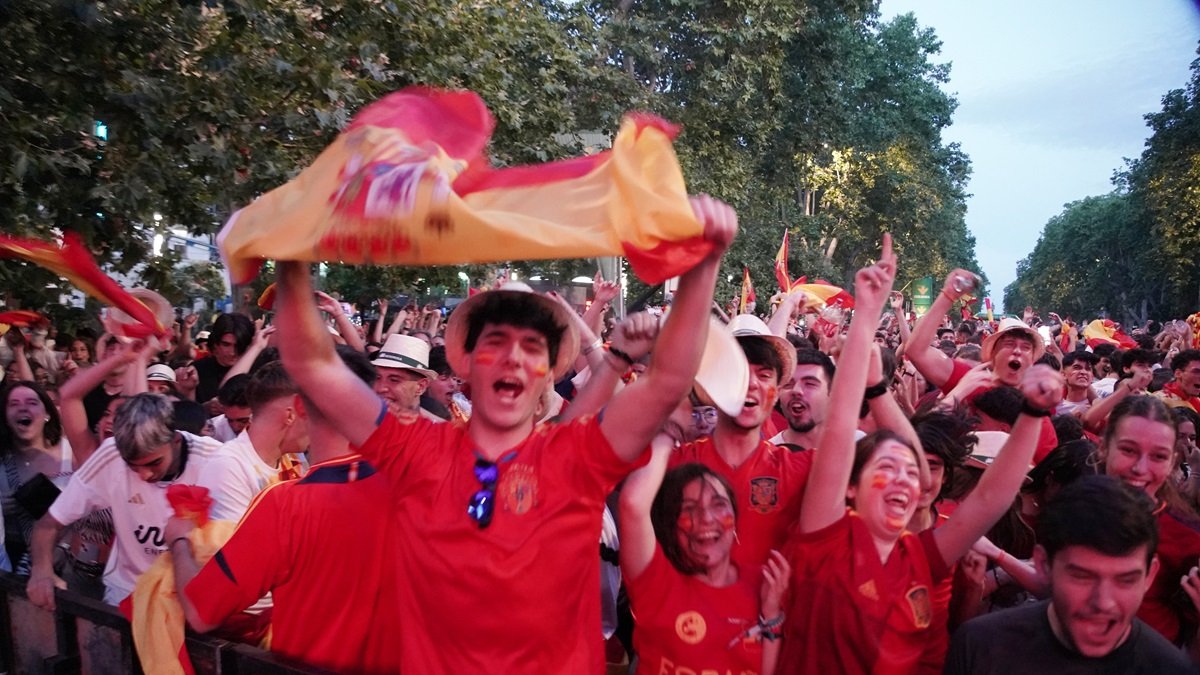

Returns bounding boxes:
[14,416,33,430]
[691,531,723,545]
[884,492,911,516]
[1007,359,1021,372]
[742,398,759,410]
[493,378,525,400]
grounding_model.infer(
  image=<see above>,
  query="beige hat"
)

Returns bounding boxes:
[982,318,1045,363]
[693,317,750,417]
[965,431,1010,470]
[444,282,579,380]
[727,314,797,385]
[146,363,177,383]
[374,334,436,378]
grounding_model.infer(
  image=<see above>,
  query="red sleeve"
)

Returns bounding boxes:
[918,528,951,583]
[186,486,287,626]
[559,415,649,498]
[791,511,853,578]
[356,407,438,484]
[625,545,673,609]
[1033,417,1059,465]
[938,359,973,396]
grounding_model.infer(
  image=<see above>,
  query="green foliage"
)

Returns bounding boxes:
[2,0,982,316]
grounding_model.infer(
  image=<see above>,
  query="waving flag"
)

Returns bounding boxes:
[786,281,854,312]
[1083,319,1137,349]
[219,87,711,285]
[774,231,790,293]
[0,233,167,337]
[739,267,756,314]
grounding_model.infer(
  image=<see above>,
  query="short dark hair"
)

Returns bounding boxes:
[973,386,1023,426]
[209,313,255,356]
[956,321,975,337]
[737,336,784,384]
[245,361,297,411]
[428,346,452,378]
[335,344,378,387]
[1174,406,1200,434]
[172,400,209,436]
[1171,349,1200,374]
[1037,474,1157,567]
[1093,343,1117,359]
[1025,439,1096,497]
[911,404,977,501]
[218,374,252,408]
[462,293,563,370]
[1051,413,1085,444]
[1117,348,1156,378]
[651,463,737,576]
[1061,351,1097,369]
[793,348,834,388]
[1035,353,1061,371]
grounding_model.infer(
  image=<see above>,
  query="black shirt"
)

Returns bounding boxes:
[944,600,1193,675]
[193,356,231,404]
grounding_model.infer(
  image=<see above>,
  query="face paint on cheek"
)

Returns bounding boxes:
[532,364,548,378]
[870,473,889,490]
[473,352,497,366]
[677,513,695,533]
[718,513,735,532]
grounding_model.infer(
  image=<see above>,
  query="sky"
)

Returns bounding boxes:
[878,0,1200,312]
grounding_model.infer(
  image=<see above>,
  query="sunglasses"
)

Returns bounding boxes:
[467,458,499,528]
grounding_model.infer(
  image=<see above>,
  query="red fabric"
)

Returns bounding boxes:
[1139,508,1200,644]
[780,512,950,675]
[625,547,763,675]
[1161,381,1200,413]
[357,411,642,673]
[774,231,791,293]
[166,484,212,527]
[0,310,47,327]
[348,87,493,162]
[621,235,713,286]
[939,358,1059,464]
[186,454,401,674]
[916,512,954,674]
[671,438,813,568]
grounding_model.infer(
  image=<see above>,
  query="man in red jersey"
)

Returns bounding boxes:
[271,196,736,673]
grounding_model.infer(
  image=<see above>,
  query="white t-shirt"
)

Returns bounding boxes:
[1092,377,1118,399]
[48,432,222,605]
[209,414,238,443]
[197,432,278,523]
[1056,398,1091,417]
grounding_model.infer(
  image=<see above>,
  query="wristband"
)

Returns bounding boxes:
[607,346,637,367]
[864,381,889,400]
[758,613,785,641]
[581,338,603,356]
[1020,402,1052,418]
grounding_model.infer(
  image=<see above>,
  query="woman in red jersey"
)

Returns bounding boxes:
[778,234,1063,675]
[1100,395,1200,655]
[620,426,789,675]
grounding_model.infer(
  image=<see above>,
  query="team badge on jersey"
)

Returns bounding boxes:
[674,611,707,644]
[749,477,779,514]
[499,464,537,515]
[905,585,932,628]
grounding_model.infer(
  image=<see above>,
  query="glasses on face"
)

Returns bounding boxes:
[467,458,499,528]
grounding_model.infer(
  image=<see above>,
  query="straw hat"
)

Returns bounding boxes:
[982,318,1045,363]
[444,282,579,380]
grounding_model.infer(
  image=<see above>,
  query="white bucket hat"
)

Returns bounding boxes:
[146,363,177,383]
[374,334,436,378]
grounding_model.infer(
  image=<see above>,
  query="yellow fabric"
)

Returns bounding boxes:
[218,115,701,283]
[130,521,236,675]
[1083,319,1117,345]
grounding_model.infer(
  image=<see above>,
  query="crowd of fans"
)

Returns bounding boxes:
[1,197,1199,674]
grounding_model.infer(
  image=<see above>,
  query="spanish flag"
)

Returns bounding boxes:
[1083,319,1137,349]
[0,233,167,337]
[739,266,755,314]
[218,88,711,285]
[774,231,790,293]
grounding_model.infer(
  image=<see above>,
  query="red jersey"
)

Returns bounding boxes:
[1140,506,1200,643]
[780,511,951,675]
[360,407,640,674]
[671,437,813,567]
[942,358,1058,464]
[186,454,400,674]
[626,547,764,675]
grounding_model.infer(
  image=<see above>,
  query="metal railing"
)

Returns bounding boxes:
[0,572,329,675]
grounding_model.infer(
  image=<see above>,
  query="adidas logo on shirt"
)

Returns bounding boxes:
[128,494,145,505]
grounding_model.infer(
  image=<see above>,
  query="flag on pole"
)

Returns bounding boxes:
[773,231,790,293]
[739,267,756,314]
[984,297,994,324]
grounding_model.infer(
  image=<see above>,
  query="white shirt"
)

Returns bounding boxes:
[209,414,238,443]
[49,432,222,605]
[1092,377,1117,399]
[197,431,279,523]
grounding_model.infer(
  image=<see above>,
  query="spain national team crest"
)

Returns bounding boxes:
[905,585,932,629]
[499,464,537,515]
[674,611,706,644]
[749,477,779,514]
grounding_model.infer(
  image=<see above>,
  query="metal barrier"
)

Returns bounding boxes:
[0,572,329,675]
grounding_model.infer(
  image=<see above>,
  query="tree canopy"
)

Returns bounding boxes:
[2,0,982,313]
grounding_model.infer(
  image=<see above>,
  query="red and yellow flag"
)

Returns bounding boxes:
[739,266,756,314]
[774,231,791,293]
[219,88,711,285]
[0,233,167,337]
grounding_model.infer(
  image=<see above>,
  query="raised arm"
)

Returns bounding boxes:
[559,309,658,423]
[220,320,275,385]
[865,343,930,488]
[890,291,911,359]
[766,291,803,337]
[599,195,735,463]
[933,364,1063,563]
[58,342,139,463]
[316,292,366,353]
[4,331,34,382]
[1081,367,1152,433]
[582,272,620,337]
[617,436,674,579]
[907,270,974,389]
[800,234,896,534]
[372,299,389,345]
[275,262,382,448]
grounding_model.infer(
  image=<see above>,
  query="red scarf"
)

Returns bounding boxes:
[1162,381,1200,412]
